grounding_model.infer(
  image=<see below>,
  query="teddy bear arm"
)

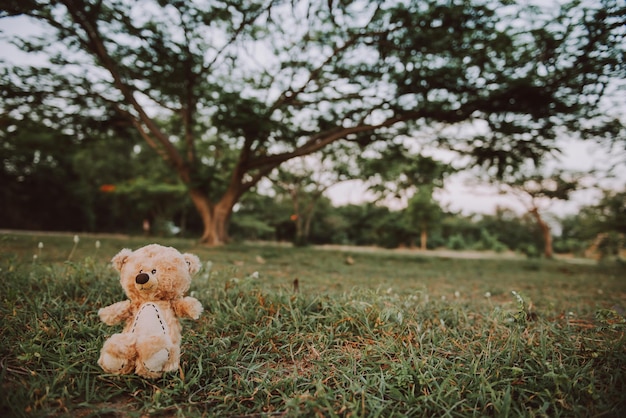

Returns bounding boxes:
[98,300,132,325]
[173,297,203,320]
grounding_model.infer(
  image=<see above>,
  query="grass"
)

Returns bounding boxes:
[1,232,625,417]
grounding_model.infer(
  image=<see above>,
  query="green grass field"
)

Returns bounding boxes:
[1,232,625,417]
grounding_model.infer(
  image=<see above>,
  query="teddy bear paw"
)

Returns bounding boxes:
[143,348,170,373]
[99,353,128,374]
[189,300,203,319]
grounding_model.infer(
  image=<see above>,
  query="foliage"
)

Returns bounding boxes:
[321,204,373,246]
[270,154,354,246]
[0,107,196,234]
[2,0,624,243]
[1,233,626,417]
[446,233,468,250]
[109,173,189,236]
[595,231,624,259]
[360,145,450,202]
[404,186,444,248]
[228,214,276,242]
[230,192,294,242]
[580,189,626,236]
[472,229,508,253]
[552,237,587,256]
[484,169,589,258]
[405,188,442,227]
[0,117,87,231]
[476,208,541,252]
[559,188,626,258]
[492,169,586,211]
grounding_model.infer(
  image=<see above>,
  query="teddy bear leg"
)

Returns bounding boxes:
[135,335,174,378]
[98,333,136,375]
[162,344,181,373]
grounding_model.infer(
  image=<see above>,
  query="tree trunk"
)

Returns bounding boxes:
[530,208,553,259]
[289,189,305,246]
[294,223,306,246]
[420,229,428,251]
[300,197,320,247]
[189,188,236,246]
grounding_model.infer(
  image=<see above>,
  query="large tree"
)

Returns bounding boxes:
[575,188,626,258]
[1,0,624,244]
[405,186,443,250]
[498,170,584,258]
[271,151,353,246]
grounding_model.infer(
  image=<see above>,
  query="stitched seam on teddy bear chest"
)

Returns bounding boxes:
[131,303,167,335]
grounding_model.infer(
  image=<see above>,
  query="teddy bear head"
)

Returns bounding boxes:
[111,244,201,302]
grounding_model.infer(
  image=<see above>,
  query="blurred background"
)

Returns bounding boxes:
[1,0,624,259]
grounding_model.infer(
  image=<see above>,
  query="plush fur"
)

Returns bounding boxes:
[97,244,203,379]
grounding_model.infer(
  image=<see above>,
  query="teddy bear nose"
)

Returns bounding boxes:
[135,273,150,285]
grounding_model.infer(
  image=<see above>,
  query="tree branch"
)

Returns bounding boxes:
[59,0,189,180]
[268,23,392,114]
[244,110,420,175]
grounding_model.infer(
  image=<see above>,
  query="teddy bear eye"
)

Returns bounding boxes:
[151,269,157,275]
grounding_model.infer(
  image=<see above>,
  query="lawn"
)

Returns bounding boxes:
[1,232,625,417]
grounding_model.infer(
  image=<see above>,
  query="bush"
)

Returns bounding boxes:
[447,234,468,250]
[597,232,625,260]
[553,238,586,255]
[473,229,509,253]
[519,244,539,258]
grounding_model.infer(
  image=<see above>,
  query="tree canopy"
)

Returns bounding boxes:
[1,0,624,244]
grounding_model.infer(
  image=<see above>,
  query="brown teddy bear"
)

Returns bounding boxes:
[97,244,203,378]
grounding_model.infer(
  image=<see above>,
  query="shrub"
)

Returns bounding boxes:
[473,229,509,252]
[447,233,468,250]
[520,243,539,258]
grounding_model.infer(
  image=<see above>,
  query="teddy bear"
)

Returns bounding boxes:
[97,244,203,379]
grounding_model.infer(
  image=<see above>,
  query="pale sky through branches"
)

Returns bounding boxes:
[328,137,624,217]
[1,8,623,219]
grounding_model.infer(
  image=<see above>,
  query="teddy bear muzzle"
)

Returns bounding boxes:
[136,273,150,285]
[135,272,157,291]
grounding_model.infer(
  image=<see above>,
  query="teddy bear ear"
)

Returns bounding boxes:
[183,253,201,275]
[111,248,133,272]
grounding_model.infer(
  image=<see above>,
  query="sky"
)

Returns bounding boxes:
[1,10,624,219]
[327,137,624,217]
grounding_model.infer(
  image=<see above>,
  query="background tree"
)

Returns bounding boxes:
[405,186,444,250]
[0,109,145,232]
[0,117,86,230]
[1,0,624,244]
[270,148,356,246]
[229,192,290,242]
[357,143,449,249]
[475,207,537,254]
[328,204,376,246]
[492,169,584,258]
[359,142,450,204]
[572,189,626,259]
